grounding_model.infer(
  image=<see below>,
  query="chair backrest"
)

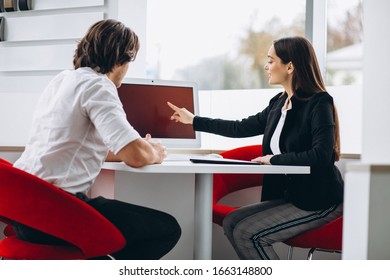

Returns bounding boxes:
[0,158,12,166]
[0,160,125,258]
[213,145,263,225]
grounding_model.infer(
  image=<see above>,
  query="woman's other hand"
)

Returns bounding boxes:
[252,155,273,165]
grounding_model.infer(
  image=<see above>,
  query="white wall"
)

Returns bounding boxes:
[0,0,146,147]
[361,0,390,164]
[342,0,390,260]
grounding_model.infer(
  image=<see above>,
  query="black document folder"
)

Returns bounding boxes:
[190,158,262,165]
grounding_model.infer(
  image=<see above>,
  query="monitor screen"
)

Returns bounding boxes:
[117,78,201,148]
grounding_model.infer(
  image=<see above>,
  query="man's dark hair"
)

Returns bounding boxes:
[73,19,140,74]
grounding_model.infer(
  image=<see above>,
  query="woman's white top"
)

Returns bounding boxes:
[270,97,292,155]
[14,67,140,194]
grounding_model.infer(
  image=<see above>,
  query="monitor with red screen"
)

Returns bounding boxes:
[117,78,201,148]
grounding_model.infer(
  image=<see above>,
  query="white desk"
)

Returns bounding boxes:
[102,161,310,260]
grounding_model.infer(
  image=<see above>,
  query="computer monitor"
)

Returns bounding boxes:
[117,78,201,149]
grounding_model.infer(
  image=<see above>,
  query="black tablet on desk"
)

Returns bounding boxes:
[190,158,263,165]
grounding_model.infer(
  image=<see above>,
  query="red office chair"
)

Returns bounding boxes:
[213,145,264,226]
[0,159,16,237]
[0,158,126,260]
[212,146,343,260]
[283,216,343,260]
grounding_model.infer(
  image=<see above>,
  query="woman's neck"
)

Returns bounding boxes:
[284,87,294,99]
[282,80,294,98]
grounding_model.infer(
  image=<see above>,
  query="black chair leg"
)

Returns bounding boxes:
[307,248,316,260]
[287,246,294,260]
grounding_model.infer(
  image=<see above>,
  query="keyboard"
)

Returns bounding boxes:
[164,153,222,162]
[164,153,199,161]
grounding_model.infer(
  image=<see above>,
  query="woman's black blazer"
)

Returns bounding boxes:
[193,90,344,211]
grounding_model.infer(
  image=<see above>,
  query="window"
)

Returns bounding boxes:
[146,0,363,154]
[324,0,363,155]
[326,0,363,86]
[147,0,306,90]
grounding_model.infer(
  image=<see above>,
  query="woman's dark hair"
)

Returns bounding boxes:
[73,19,140,74]
[273,36,325,94]
[274,36,340,161]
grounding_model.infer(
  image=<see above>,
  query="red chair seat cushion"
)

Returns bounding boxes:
[284,217,343,250]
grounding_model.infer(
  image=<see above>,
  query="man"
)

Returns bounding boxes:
[13,19,181,260]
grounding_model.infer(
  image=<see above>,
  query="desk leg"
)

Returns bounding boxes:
[194,173,213,260]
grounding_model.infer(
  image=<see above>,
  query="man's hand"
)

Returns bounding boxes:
[145,134,167,164]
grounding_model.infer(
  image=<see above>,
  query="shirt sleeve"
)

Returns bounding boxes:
[193,109,269,138]
[192,93,281,138]
[80,79,141,154]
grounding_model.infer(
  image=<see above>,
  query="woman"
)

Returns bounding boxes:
[13,19,181,260]
[168,36,343,260]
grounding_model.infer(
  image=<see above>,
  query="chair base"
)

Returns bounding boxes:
[287,246,342,260]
